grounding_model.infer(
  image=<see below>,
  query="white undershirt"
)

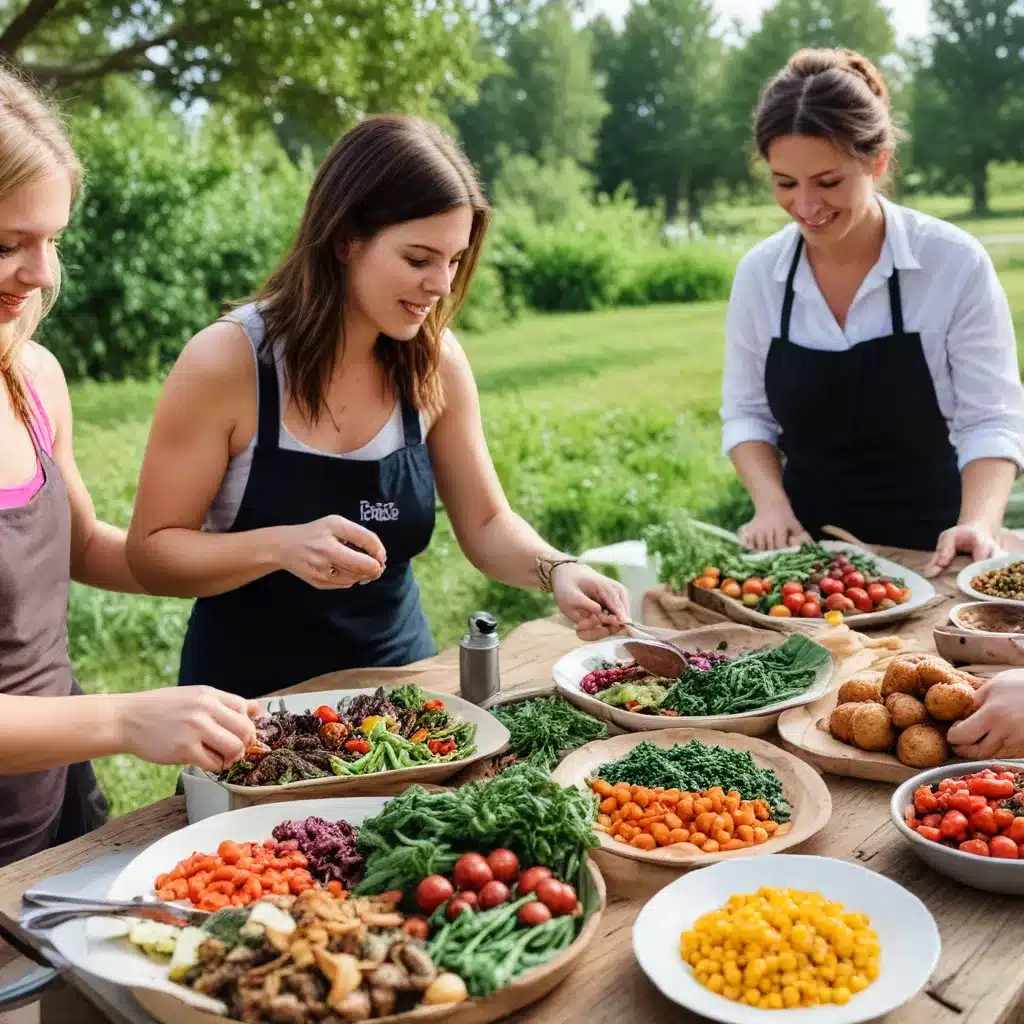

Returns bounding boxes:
[719,194,1024,471]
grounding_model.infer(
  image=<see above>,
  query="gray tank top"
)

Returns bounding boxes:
[205,304,429,533]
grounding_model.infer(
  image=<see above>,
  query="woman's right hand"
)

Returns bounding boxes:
[738,505,811,551]
[115,687,262,774]
[276,515,387,589]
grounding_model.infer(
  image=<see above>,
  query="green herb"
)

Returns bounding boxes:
[200,907,250,947]
[644,515,745,591]
[427,894,578,997]
[595,740,791,820]
[353,763,597,896]
[659,635,829,717]
[598,681,669,710]
[390,684,428,710]
[491,695,607,770]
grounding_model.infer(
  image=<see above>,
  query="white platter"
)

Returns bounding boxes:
[554,628,834,734]
[632,854,940,1024]
[208,688,510,800]
[957,554,1024,606]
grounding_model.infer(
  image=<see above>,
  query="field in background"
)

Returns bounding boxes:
[70,196,1024,816]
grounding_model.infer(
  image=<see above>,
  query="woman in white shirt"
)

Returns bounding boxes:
[720,48,1024,576]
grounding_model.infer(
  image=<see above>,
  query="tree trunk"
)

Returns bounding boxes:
[686,182,703,229]
[970,160,989,217]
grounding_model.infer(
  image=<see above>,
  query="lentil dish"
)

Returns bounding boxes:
[970,562,1024,602]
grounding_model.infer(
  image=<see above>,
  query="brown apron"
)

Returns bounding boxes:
[0,444,108,867]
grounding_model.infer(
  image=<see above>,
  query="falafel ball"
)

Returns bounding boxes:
[837,673,884,705]
[884,692,928,729]
[828,703,861,745]
[897,724,950,768]
[850,703,897,752]
[924,682,976,722]
[917,657,962,692]
[881,655,926,698]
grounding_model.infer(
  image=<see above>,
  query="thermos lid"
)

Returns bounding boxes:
[462,611,499,649]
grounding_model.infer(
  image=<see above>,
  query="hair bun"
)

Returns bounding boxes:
[786,47,889,107]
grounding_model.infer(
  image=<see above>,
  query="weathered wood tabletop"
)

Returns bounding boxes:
[1,548,1021,1024]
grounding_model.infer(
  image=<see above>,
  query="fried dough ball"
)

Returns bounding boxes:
[881,654,927,698]
[850,703,896,752]
[897,724,950,768]
[884,692,928,729]
[828,703,861,745]
[836,673,883,705]
[955,670,984,690]
[916,657,962,692]
[924,682,976,722]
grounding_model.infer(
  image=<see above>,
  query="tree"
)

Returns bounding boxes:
[722,0,896,175]
[593,0,733,224]
[910,0,1024,215]
[0,0,486,137]
[452,0,608,187]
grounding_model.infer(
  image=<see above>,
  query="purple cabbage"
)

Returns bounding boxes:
[271,816,365,888]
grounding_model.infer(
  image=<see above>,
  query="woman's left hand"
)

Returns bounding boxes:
[550,562,629,641]
[925,522,1003,578]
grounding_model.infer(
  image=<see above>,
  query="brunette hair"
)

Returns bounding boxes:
[0,64,80,429]
[754,48,900,163]
[251,115,490,422]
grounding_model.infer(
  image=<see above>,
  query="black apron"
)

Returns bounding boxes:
[764,235,961,551]
[179,354,437,699]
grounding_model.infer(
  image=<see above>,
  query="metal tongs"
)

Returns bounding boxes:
[21,889,207,930]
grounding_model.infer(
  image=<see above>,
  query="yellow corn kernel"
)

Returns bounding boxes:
[834,986,852,1005]
[707,973,725,994]
[782,985,800,1007]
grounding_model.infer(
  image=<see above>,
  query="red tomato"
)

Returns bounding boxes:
[994,808,1015,831]
[916,825,942,842]
[478,880,511,910]
[453,889,479,909]
[824,592,849,611]
[781,581,803,596]
[742,579,765,596]
[447,898,474,921]
[845,587,873,613]
[921,813,943,829]
[402,917,430,939]
[453,854,493,892]
[819,577,844,596]
[884,582,903,602]
[800,601,823,618]
[518,901,552,927]
[843,571,866,589]
[914,787,939,815]
[970,807,999,836]
[783,592,806,613]
[836,595,856,612]
[535,878,569,914]
[485,849,520,884]
[959,839,990,857]
[416,876,455,915]
[898,587,911,603]
[940,810,969,839]
[866,583,888,605]
[314,705,339,724]
[1006,817,1024,843]
[991,836,1020,859]
[517,866,553,895]
[829,568,845,580]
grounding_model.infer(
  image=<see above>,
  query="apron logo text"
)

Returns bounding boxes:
[360,500,399,522]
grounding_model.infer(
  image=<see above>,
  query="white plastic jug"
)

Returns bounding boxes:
[577,539,659,623]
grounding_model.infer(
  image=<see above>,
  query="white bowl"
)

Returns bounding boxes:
[890,761,1024,894]
[957,554,1024,606]
[948,600,1024,636]
[632,854,940,1024]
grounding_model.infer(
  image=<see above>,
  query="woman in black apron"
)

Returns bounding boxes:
[721,48,1024,576]
[126,115,629,699]
[0,69,259,867]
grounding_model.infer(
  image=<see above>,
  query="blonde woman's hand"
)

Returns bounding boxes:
[115,687,262,774]
[551,562,630,641]
[947,671,1024,760]
[276,515,386,589]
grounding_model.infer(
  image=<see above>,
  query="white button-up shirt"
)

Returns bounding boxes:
[720,195,1024,471]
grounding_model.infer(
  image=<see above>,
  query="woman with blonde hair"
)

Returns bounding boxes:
[720,48,1024,575]
[0,66,260,866]
[126,115,629,697]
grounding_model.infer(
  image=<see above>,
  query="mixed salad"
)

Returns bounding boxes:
[220,686,477,787]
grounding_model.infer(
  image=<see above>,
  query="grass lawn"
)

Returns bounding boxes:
[69,202,1024,817]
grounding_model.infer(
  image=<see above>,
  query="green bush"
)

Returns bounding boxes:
[42,98,308,380]
[617,245,733,306]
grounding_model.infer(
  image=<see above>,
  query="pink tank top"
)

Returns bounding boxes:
[0,379,54,509]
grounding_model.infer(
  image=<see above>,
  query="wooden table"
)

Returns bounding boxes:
[1,550,1021,1024]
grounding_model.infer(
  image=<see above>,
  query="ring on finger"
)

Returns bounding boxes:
[328,564,338,578]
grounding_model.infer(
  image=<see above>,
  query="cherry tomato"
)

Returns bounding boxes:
[783,592,806,613]
[866,583,888,605]
[403,917,430,939]
[693,576,718,590]
[799,601,823,618]
[991,836,1020,859]
[921,814,943,829]
[843,571,866,589]
[453,890,479,909]
[742,579,764,596]
[916,825,942,842]
[994,808,1015,831]
[453,854,493,892]
[898,587,912,603]
[769,605,793,618]
[781,581,803,596]
[824,592,849,611]
[884,582,903,602]
[313,705,339,724]
[820,577,844,596]
[970,807,999,836]
[940,809,969,839]
[517,866,554,895]
[416,875,454,915]
[914,786,938,815]
[741,593,760,607]
[447,898,474,921]
[477,880,511,910]
[485,849,520,884]
[518,901,552,927]
[845,587,873,613]
[1006,817,1024,844]
[535,878,569,915]
[721,581,742,599]
[959,839,990,857]
[702,567,721,580]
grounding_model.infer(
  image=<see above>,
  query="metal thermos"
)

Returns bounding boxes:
[459,611,500,705]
